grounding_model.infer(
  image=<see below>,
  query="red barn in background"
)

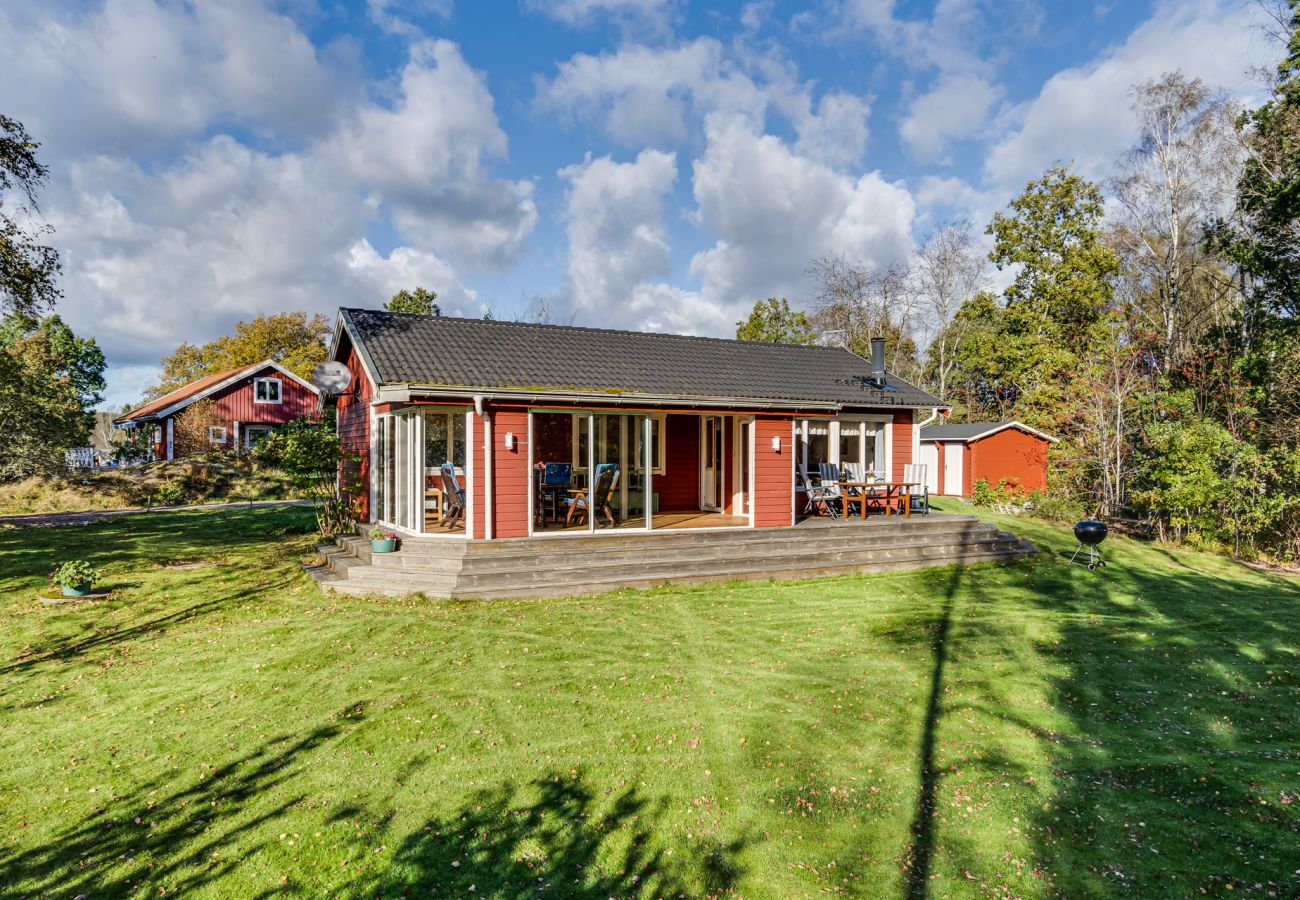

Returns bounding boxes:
[114,361,320,460]
[918,421,1057,497]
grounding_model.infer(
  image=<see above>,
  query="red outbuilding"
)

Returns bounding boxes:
[918,421,1057,497]
[114,360,320,460]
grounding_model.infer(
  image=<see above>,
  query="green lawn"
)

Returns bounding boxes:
[1,504,1297,898]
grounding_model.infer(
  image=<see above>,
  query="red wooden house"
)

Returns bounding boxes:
[310,309,1038,599]
[328,308,948,537]
[918,421,1057,497]
[114,360,320,459]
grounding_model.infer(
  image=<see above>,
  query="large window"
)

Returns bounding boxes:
[798,417,887,479]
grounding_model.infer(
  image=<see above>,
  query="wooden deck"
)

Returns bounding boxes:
[310,513,1035,600]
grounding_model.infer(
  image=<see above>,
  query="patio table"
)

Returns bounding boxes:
[839,481,918,519]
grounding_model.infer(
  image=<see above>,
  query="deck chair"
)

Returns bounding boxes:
[818,462,857,516]
[903,463,930,516]
[798,469,839,518]
[535,462,572,525]
[565,464,618,528]
[439,463,466,530]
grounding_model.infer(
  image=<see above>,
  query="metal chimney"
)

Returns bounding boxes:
[870,337,886,385]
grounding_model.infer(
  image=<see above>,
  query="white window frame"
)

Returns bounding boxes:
[797,415,891,480]
[207,425,228,444]
[244,424,273,448]
[253,377,283,404]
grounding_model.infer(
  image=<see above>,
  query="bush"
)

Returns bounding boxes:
[153,482,184,506]
[970,478,1025,506]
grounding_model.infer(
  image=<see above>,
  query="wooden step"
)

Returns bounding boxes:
[452,536,1025,592]
[309,516,1037,601]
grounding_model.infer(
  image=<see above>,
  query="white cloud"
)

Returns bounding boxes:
[688,115,915,321]
[984,0,1274,189]
[558,150,678,314]
[367,0,452,36]
[2,5,534,403]
[900,73,1002,163]
[334,39,537,269]
[537,37,870,166]
[537,39,768,145]
[525,0,676,32]
[0,0,352,155]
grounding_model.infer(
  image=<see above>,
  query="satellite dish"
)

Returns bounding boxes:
[312,360,353,395]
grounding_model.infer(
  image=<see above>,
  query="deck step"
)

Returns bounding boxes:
[309,515,1036,600]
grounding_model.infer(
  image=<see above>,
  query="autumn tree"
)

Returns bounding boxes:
[915,221,987,400]
[807,256,920,377]
[145,311,331,400]
[1,116,60,317]
[385,287,440,316]
[735,297,816,344]
[171,398,225,457]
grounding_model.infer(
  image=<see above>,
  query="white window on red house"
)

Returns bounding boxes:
[208,425,228,444]
[254,377,282,404]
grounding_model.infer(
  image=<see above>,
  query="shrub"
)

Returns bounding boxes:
[49,560,101,589]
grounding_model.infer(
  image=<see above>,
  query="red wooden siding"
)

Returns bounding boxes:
[210,365,317,428]
[969,428,1049,494]
[891,409,913,482]
[491,408,531,538]
[336,339,373,521]
[658,414,700,510]
[470,413,486,538]
[752,416,794,528]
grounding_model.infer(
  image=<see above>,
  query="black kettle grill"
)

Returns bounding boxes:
[1069,520,1108,570]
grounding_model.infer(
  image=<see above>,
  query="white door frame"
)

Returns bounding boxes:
[700,415,724,511]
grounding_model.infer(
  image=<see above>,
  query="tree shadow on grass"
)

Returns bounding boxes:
[1021,551,1300,896]
[333,770,747,899]
[0,702,367,898]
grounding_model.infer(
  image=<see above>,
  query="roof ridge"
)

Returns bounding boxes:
[342,307,865,354]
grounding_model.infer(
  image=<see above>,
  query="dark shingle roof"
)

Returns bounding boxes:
[342,309,944,409]
[921,422,1057,442]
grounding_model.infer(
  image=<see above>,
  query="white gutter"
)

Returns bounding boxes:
[473,394,492,540]
[917,407,941,430]
[377,384,845,412]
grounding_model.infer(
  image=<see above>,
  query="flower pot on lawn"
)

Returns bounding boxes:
[62,582,93,597]
[371,538,397,553]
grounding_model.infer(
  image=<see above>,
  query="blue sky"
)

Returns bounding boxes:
[0,0,1279,409]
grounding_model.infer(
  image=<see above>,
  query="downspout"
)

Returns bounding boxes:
[474,394,493,540]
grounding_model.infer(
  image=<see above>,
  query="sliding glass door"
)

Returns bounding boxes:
[530,411,651,534]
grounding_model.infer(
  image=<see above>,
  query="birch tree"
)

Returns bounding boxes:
[915,222,987,400]
[1109,72,1239,371]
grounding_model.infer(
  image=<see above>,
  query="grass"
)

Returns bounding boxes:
[0,503,1297,898]
[0,462,296,516]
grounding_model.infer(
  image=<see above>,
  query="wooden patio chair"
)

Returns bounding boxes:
[565,464,618,528]
[439,463,465,530]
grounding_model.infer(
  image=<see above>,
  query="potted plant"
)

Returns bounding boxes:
[370,527,398,554]
[49,561,102,597]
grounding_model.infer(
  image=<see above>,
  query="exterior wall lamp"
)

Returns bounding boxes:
[504,432,516,451]
[771,435,781,453]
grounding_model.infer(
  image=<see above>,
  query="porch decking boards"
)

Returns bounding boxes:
[309,513,1035,600]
